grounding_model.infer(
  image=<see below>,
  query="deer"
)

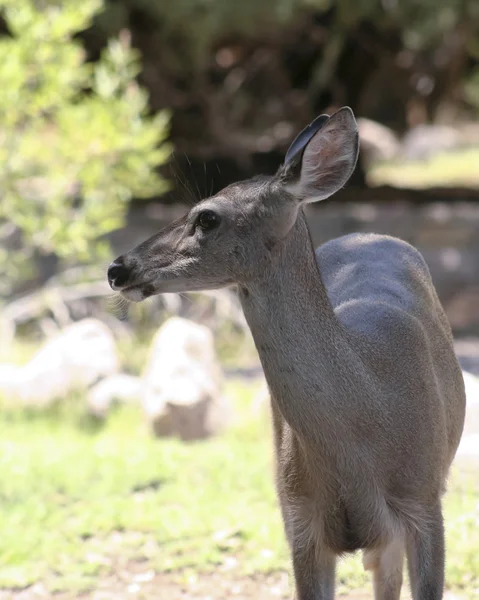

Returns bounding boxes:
[107,107,466,600]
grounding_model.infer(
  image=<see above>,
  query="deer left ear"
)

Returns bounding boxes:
[280,107,359,203]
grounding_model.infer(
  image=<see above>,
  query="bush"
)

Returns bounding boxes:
[0,0,171,297]
[86,0,479,177]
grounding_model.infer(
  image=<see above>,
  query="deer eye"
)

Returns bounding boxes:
[196,210,220,231]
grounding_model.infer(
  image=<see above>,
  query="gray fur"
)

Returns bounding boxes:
[108,107,466,600]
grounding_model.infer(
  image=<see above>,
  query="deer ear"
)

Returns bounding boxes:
[283,107,359,203]
[284,114,330,165]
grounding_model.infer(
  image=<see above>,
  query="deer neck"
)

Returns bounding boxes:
[239,210,356,443]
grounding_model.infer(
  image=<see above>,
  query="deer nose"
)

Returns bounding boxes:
[107,259,130,290]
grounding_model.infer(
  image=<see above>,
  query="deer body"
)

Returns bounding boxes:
[240,211,465,598]
[108,108,466,599]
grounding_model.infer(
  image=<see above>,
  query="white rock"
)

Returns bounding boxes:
[462,370,479,404]
[400,124,461,160]
[142,317,228,440]
[87,374,143,417]
[461,371,479,437]
[357,117,400,165]
[0,319,118,407]
[455,371,479,461]
[456,433,479,458]
[0,363,21,399]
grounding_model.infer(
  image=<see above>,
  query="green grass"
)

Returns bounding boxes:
[368,147,479,189]
[0,380,284,594]
[0,376,478,596]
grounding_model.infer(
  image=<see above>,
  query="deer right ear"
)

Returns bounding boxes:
[284,114,330,166]
[281,107,359,203]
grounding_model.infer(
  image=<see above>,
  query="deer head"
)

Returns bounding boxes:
[107,107,359,301]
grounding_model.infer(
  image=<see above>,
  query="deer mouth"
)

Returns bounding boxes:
[120,281,156,302]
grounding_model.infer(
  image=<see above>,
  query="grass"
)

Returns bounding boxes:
[0,380,284,594]
[368,147,479,189]
[0,382,478,597]
[0,335,478,597]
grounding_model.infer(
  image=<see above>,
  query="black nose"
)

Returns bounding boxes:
[107,259,130,290]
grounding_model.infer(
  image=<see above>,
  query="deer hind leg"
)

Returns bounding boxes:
[363,537,405,600]
[406,503,445,600]
[286,502,336,600]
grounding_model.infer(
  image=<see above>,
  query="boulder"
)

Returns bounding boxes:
[461,371,479,437]
[142,317,228,440]
[400,125,461,161]
[357,117,400,166]
[456,370,479,461]
[87,374,143,418]
[0,363,21,400]
[0,319,119,407]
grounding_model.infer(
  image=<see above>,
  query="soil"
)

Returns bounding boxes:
[0,570,466,600]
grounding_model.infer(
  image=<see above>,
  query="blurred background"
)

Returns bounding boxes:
[0,1,478,598]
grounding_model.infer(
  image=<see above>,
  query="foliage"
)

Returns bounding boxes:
[0,376,477,596]
[96,0,479,74]
[0,0,171,297]
[84,0,479,191]
[465,70,479,111]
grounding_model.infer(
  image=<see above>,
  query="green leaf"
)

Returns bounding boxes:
[0,0,171,298]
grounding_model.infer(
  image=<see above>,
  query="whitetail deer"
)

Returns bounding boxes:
[107,107,466,600]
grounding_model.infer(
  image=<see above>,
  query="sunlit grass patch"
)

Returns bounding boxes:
[368,148,479,189]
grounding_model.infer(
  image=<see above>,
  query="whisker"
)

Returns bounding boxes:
[184,152,202,202]
[203,161,207,198]
[174,169,191,197]
[173,155,197,206]
[178,292,193,305]
[107,294,130,320]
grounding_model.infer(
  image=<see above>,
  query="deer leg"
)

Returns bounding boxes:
[291,535,336,600]
[406,504,445,600]
[363,537,405,600]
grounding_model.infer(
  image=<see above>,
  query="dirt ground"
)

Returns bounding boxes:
[0,575,365,600]
[0,571,467,600]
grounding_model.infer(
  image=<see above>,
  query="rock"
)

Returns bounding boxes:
[0,363,21,400]
[87,374,143,418]
[457,433,479,458]
[142,317,228,441]
[455,371,479,461]
[461,371,479,436]
[455,338,479,376]
[357,118,400,165]
[0,319,119,407]
[457,122,479,146]
[400,125,461,161]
